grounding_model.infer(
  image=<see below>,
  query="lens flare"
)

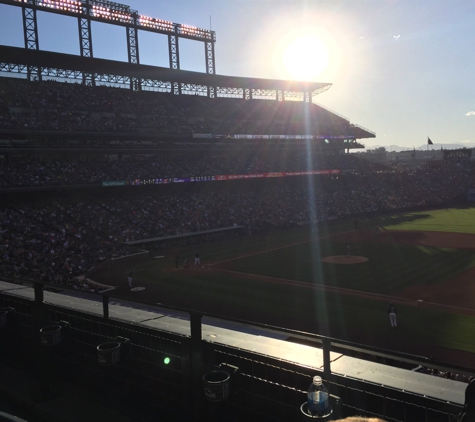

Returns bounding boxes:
[282,36,329,81]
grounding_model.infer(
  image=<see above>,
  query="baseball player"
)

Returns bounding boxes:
[388,302,397,328]
[346,244,351,257]
[127,271,133,288]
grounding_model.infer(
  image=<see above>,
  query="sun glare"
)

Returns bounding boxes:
[282,36,329,81]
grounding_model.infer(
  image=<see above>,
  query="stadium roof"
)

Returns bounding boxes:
[0,45,332,95]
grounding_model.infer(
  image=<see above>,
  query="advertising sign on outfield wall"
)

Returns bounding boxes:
[102,180,126,187]
[102,169,340,187]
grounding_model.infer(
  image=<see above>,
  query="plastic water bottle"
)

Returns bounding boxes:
[307,375,329,416]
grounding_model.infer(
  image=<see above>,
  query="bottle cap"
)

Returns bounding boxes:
[313,376,322,385]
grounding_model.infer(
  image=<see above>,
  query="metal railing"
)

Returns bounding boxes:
[0,279,469,421]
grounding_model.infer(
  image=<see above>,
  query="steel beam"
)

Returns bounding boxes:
[172,81,181,96]
[0,63,27,74]
[140,79,171,92]
[168,33,180,70]
[215,86,243,97]
[126,14,141,91]
[126,20,139,64]
[205,41,215,75]
[78,19,93,58]
[78,0,94,86]
[22,6,39,51]
[208,85,215,99]
[22,4,41,81]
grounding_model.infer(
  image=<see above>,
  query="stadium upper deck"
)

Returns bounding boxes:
[0,0,374,150]
[0,54,375,146]
[0,72,372,149]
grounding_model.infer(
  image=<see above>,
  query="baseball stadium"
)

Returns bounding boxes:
[0,0,475,421]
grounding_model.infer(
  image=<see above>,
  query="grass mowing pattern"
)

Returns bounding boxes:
[221,241,475,294]
[380,206,475,234]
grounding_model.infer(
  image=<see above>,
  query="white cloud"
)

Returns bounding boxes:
[466,111,475,116]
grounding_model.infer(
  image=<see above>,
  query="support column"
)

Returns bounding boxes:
[190,312,205,418]
[102,295,109,319]
[169,32,181,96]
[205,41,216,75]
[322,337,331,379]
[78,0,94,86]
[22,5,41,81]
[127,13,141,91]
[32,283,47,330]
[168,33,180,70]
[207,86,215,99]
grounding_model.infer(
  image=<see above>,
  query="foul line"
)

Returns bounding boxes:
[215,268,409,301]
[213,230,352,266]
[214,268,475,316]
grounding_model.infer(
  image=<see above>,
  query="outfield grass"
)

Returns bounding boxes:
[108,259,475,355]
[373,206,475,234]
[95,205,475,364]
[220,241,475,294]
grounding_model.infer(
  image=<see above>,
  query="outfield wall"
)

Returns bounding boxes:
[87,250,150,280]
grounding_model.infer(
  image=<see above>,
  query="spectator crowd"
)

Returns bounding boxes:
[0,77,351,136]
[1,166,473,291]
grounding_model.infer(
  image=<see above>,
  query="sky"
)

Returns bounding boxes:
[0,0,474,149]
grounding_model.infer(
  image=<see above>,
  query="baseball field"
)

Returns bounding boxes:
[93,205,475,369]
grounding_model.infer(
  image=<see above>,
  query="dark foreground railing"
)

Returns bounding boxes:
[0,280,471,421]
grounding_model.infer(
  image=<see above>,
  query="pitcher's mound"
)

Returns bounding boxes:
[322,255,369,264]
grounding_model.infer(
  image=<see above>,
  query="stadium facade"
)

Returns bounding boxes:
[0,1,474,421]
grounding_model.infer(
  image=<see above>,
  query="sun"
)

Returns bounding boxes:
[282,36,329,81]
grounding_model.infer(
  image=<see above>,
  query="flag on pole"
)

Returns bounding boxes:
[428,137,433,145]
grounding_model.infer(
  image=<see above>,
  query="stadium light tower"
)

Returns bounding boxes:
[3,0,217,84]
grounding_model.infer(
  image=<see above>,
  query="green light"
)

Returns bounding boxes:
[164,357,171,365]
